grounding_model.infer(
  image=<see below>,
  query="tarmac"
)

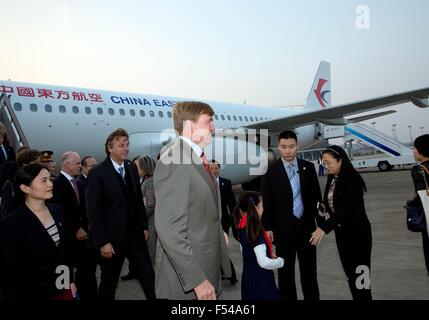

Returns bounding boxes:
[113,169,429,300]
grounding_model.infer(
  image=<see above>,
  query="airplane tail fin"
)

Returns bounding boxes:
[304,61,331,110]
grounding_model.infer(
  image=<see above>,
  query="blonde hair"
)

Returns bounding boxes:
[173,101,214,135]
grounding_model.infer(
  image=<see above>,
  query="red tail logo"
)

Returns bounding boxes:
[314,78,330,108]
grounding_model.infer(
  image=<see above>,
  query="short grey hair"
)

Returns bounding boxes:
[137,155,156,177]
[61,151,80,167]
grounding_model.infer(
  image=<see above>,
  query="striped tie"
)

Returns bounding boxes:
[70,178,80,205]
[287,164,304,219]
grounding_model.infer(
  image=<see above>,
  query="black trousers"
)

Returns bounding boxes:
[74,239,98,300]
[221,259,237,282]
[98,233,155,300]
[277,218,319,301]
[335,228,372,300]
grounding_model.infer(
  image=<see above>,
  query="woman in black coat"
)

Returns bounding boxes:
[0,163,75,300]
[410,134,429,275]
[310,145,372,300]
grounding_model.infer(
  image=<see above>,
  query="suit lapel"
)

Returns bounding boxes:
[105,158,127,203]
[0,145,6,162]
[125,161,139,200]
[60,173,78,205]
[50,205,66,252]
[276,159,292,193]
[297,158,306,196]
[23,205,58,251]
[180,139,219,210]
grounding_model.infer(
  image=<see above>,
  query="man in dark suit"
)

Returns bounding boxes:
[261,130,322,300]
[209,160,238,286]
[50,151,98,300]
[86,128,155,300]
[76,156,97,189]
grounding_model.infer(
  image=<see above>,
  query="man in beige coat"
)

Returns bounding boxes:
[154,101,231,300]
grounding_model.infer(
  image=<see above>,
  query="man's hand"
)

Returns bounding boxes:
[194,279,216,300]
[75,228,88,241]
[144,230,149,241]
[100,243,115,258]
[309,228,325,246]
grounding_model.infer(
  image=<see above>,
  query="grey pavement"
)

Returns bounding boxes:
[111,169,429,300]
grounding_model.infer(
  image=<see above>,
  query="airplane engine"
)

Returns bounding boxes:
[204,133,269,185]
[128,129,268,186]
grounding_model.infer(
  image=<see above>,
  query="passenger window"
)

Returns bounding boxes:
[119,109,125,116]
[233,115,237,121]
[214,114,218,120]
[140,110,145,117]
[85,107,91,114]
[158,111,164,118]
[59,105,66,113]
[167,111,172,118]
[244,116,248,121]
[239,116,243,121]
[227,115,231,121]
[13,102,22,111]
[108,108,115,115]
[221,115,225,120]
[130,109,136,117]
[30,103,38,112]
[72,106,79,114]
[45,104,52,113]
[149,110,155,117]
[250,116,254,122]
[97,107,103,115]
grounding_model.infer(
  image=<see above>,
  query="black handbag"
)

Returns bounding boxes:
[404,200,426,232]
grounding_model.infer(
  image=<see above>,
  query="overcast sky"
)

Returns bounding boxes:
[1,0,428,142]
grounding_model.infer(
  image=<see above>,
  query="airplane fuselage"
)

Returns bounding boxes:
[0,80,319,184]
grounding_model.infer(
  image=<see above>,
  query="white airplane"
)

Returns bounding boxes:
[1,61,428,185]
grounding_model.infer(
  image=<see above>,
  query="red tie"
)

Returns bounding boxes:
[200,152,218,189]
[200,152,211,175]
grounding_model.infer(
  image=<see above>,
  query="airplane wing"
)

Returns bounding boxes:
[346,110,396,123]
[248,87,429,132]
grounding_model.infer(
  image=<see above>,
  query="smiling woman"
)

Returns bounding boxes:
[314,145,372,300]
[0,163,76,300]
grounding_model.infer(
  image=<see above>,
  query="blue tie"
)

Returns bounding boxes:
[1,145,7,161]
[118,167,124,178]
[287,164,304,219]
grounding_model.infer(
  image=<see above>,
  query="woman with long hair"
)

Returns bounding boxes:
[0,163,75,300]
[309,145,372,300]
[233,191,284,300]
